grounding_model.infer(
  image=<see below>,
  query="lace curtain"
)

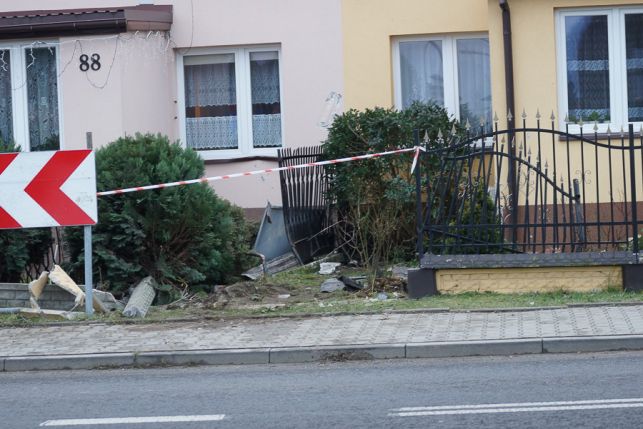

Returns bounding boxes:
[565,15,611,122]
[399,40,444,109]
[27,47,59,151]
[250,52,281,148]
[0,50,12,143]
[457,38,492,126]
[184,56,238,150]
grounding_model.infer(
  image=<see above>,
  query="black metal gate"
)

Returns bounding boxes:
[278,146,334,263]
[416,117,642,265]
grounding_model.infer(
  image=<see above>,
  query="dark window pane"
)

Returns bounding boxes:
[27,47,59,151]
[0,50,12,144]
[250,51,281,148]
[565,15,610,123]
[184,53,238,150]
[626,13,643,122]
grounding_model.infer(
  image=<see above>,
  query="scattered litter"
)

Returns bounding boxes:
[320,278,345,293]
[318,262,341,275]
[123,277,157,318]
[377,293,388,301]
[278,294,291,300]
[338,276,365,291]
[49,265,108,313]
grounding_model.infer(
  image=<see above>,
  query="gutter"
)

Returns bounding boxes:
[499,0,518,246]
[499,0,515,130]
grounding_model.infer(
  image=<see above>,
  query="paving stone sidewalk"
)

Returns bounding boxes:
[2,305,643,358]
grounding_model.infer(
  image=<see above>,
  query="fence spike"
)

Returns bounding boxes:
[507,110,513,122]
[593,121,599,132]
[607,124,612,135]
[564,113,569,123]
[620,125,625,137]
[493,112,499,122]
[479,116,485,127]
[451,123,457,135]
[578,116,584,126]
[423,130,429,144]
[521,108,527,120]
[535,109,541,120]
[550,110,556,121]
[465,119,471,131]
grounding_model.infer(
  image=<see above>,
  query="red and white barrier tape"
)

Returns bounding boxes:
[96,146,424,197]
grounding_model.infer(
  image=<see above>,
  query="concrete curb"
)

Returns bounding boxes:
[2,335,643,372]
[542,335,643,353]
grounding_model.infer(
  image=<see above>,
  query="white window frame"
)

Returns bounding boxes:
[556,6,643,133]
[392,33,490,124]
[0,40,63,152]
[177,45,285,160]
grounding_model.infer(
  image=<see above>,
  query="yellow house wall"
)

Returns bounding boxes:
[343,0,643,203]
[488,0,643,203]
[342,0,489,110]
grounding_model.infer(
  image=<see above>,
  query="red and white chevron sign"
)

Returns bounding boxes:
[0,150,97,229]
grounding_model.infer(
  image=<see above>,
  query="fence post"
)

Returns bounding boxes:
[414,129,424,259]
[629,124,639,261]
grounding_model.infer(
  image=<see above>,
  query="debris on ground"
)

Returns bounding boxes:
[242,252,300,280]
[320,278,345,293]
[338,276,365,291]
[28,271,49,310]
[318,262,341,275]
[49,265,108,313]
[123,277,157,318]
[390,266,410,280]
[18,308,84,321]
[377,292,388,301]
[90,289,124,312]
[277,294,291,300]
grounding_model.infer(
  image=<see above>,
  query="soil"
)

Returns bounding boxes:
[166,274,408,312]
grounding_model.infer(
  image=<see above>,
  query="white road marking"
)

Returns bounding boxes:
[39,414,226,426]
[389,398,643,417]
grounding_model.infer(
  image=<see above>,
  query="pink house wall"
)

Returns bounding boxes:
[0,1,344,210]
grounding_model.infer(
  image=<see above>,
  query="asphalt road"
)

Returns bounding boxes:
[1,351,642,428]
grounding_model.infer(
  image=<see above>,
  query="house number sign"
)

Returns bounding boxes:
[79,54,101,72]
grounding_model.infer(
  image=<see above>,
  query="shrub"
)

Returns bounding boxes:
[66,134,252,297]
[0,139,53,282]
[322,102,462,273]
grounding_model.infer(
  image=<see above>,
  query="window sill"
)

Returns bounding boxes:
[204,155,279,165]
[195,147,281,162]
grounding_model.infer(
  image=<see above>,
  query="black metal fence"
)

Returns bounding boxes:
[278,145,334,263]
[416,116,642,264]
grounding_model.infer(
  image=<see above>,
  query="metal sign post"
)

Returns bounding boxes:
[85,132,94,316]
[84,225,94,316]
